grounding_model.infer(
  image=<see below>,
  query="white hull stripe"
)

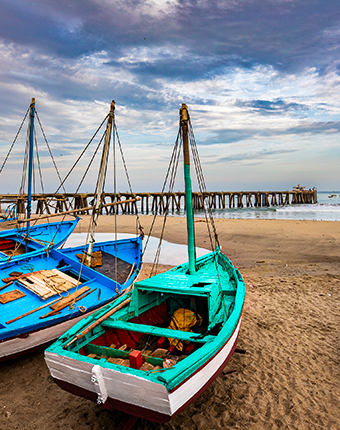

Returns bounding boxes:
[45,318,241,418]
[0,311,97,360]
[168,319,241,415]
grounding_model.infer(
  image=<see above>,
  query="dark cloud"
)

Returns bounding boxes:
[0,0,339,193]
[0,0,102,58]
[1,0,339,75]
[202,129,257,145]
[216,148,297,164]
[235,99,309,115]
[286,120,340,135]
[0,0,339,124]
[105,55,223,81]
[202,119,340,145]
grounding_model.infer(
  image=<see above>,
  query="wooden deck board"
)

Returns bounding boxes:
[101,320,214,343]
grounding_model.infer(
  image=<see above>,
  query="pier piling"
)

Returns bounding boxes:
[0,189,317,216]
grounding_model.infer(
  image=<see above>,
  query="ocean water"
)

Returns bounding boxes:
[190,191,340,222]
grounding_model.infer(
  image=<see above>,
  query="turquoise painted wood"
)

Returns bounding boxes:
[101,320,215,343]
[47,248,245,392]
[44,104,245,423]
[86,344,165,367]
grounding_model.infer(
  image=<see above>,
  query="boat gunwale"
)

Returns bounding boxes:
[0,217,81,262]
[46,320,240,423]
[47,249,245,391]
[61,234,143,253]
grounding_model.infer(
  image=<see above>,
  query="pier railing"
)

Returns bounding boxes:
[0,190,317,216]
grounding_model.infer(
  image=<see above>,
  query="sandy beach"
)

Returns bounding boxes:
[1,215,339,429]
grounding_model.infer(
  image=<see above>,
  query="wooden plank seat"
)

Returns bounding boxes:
[101,319,215,344]
[85,343,165,367]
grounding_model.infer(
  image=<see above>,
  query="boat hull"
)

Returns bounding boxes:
[45,319,241,423]
[0,236,142,362]
[0,309,98,362]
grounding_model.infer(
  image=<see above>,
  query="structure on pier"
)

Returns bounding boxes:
[0,189,317,216]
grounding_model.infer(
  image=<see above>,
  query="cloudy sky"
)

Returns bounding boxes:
[0,0,339,193]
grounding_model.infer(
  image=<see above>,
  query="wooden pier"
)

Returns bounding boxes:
[0,189,317,216]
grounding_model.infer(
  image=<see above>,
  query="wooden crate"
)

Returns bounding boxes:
[18,269,79,300]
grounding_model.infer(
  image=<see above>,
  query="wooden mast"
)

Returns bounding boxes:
[180,103,196,275]
[86,100,115,266]
[27,98,35,229]
[26,98,35,244]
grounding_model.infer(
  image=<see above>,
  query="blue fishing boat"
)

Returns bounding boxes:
[0,236,142,362]
[0,100,143,362]
[0,218,80,261]
[0,99,80,257]
[45,104,245,424]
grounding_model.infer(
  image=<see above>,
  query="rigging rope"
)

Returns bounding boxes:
[115,124,143,236]
[67,106,143,302]
[188,118,220,251]
[143,129,181,254]
[81,128,110,259]
[186,117,227,319]
[143,108,227,322]
[0,107,30,175]
[13,112,71,253]
[51,113,109,197]
[145,129,181,277]
[19,121,30,196]
[113,119,118,287]
[34,123,43,196]
[35,111,69,200]
[1,104,74,258]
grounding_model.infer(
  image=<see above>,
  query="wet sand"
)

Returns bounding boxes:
[1,215,339,429]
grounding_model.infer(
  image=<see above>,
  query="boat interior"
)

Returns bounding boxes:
[76,296,210,370]
[69,263,237,372]
[0,238,35,257]
[0,244,140,338]
[60,237,142,281]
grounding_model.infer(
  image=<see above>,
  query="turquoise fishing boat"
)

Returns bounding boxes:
[44,104,245,423]
[0,101,143,362]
